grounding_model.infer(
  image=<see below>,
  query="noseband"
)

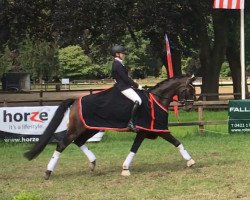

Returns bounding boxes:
[177,83,195,106]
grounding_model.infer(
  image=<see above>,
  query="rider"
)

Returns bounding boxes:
[111,44,143,131]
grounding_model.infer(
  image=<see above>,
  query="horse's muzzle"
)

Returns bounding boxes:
[179,100,194,111]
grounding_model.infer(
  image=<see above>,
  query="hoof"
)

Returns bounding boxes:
[89,160,96,171]
[187,159,195,167]
[44,170,52,180]
[121,169,131,176]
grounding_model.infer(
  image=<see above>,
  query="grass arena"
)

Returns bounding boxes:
[0,86,250,200]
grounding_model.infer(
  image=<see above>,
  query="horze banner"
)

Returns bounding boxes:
[228,100,250,133]
[0,106,69,142]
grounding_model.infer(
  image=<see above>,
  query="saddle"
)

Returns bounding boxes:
[78,87,170,133]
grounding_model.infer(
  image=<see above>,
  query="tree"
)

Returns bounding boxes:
[226,12,242,99]
[1,0,249,98]
[0,45,12,78]
[0,0,54,50]
[123,31,161,78]
[58,45,92,79]
[199,9,228,100]
[18,37,59,82]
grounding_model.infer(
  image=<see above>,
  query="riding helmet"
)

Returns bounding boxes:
[111,45,126,56]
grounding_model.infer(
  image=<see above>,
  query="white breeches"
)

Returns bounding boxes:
[121,88,142,105]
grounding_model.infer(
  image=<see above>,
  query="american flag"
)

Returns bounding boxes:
[213,0,245,9]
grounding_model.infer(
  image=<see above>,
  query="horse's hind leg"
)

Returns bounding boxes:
[121,132,146,176]
[74,130,98,172]
[44,127,80,180]
[45,102,83,180]
[159,132,195,167]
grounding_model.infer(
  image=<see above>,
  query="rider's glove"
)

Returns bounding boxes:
[138,85,143,90]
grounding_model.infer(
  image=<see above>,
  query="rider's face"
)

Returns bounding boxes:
[119,53,125,60]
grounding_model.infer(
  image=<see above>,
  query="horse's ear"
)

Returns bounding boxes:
[186,74,196,85]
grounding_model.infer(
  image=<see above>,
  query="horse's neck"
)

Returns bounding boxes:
[151,80,181,107]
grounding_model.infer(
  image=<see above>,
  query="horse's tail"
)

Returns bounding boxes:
[24,99,75,160]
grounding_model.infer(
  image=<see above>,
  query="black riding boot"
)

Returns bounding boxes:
[127,101,140,131]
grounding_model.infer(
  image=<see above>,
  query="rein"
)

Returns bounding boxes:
[146,90,171,100]
[150,92,193,105]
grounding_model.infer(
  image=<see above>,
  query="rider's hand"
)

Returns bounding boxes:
[138,85,144,90]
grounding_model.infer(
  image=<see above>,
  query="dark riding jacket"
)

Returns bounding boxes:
[111,59,139,91]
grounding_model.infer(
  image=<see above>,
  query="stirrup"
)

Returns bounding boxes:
[127,121,138,132]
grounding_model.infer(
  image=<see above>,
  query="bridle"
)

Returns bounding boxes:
[177,83,195,106]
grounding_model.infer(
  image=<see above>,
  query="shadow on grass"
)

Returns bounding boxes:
[36,156,239,181]
[50,161,196,179]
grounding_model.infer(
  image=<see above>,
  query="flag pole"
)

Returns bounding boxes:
[240,8,246,99]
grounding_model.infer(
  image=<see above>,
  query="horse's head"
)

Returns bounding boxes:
[176,75,196,111]
[150,75,196,111]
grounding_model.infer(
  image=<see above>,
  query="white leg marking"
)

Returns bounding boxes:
[177,144,192,160]
[121,152,135,176]
[80,145,96,162]
[47,151,61,172]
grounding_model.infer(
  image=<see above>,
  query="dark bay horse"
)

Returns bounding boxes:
[24,75,196,179]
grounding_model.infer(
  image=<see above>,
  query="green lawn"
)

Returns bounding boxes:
[0,111,249,200]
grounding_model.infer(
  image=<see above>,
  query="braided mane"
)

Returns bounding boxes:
[149,75,187,91]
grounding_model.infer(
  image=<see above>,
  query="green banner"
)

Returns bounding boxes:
[228,100,250,133]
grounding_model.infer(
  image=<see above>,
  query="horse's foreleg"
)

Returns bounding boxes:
[74,130,98,171]
[159,132,195,167]
[121,133,145,176]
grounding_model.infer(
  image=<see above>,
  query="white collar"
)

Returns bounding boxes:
[115,57,124,65]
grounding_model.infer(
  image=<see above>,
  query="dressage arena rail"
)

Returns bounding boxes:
[169,100,228,133]
[0,89,229,133]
